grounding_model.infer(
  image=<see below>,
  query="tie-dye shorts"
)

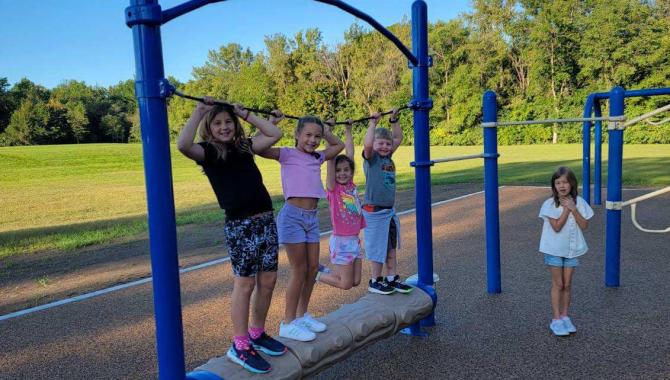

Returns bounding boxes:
[329,235,362,265]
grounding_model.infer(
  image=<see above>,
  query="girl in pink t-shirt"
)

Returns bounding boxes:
[318,121,366,290]
[260,115,344,342]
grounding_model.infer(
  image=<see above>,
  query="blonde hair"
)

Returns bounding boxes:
[374,127,393,141]
[198,104,251,160]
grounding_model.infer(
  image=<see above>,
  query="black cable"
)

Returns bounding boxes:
[172,90,410,126]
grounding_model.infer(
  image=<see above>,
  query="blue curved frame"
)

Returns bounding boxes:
[125,1,434,379]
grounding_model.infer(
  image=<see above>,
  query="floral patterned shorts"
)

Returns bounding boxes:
[224,211,279,277]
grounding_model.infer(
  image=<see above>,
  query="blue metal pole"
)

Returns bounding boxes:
[410,0,436,331]
[605,86,625,287]
[126,2,187,379]
[594,99,603,205]
[582,95,594,204]
[483,91,501,294]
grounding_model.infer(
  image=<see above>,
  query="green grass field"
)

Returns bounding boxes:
[1,143,668,259]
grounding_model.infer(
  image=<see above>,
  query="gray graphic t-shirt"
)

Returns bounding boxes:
[363,151,396,208]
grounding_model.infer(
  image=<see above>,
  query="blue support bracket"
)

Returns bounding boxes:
[410,160,435,167]
[125,3,162,26]
[408,98,433,111]
[400,281,437,337]
[160,79,176,98]
[408,55,433,68]
[186,371,224,380]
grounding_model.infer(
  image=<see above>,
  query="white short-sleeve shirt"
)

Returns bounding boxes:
[539,196,594,258]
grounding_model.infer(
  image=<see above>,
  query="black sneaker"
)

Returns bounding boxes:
[368,277,395,295]
[250,332,287,356]
[387,275,414,294]
[226,344,271,374]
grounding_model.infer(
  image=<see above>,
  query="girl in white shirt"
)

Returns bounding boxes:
[539,166,594,337]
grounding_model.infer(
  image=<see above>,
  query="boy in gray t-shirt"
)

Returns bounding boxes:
[363,151,396,208]
[362,110,413,295]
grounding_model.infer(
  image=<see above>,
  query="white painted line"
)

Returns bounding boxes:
[505,185,659,191]
[0,188,486,322]
[0,278,151,322]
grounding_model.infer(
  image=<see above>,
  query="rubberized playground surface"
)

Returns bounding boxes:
[1,186,668,379]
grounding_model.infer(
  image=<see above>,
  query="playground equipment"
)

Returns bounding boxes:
[621,187,670,234]
[126,1,437,379]
[481,86,670,292]
[191,291,433,379]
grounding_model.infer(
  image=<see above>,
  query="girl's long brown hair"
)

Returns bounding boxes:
[198,104,251,160]
[551,166,578,207]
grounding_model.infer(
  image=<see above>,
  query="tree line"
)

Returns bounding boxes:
[2,0,669,147]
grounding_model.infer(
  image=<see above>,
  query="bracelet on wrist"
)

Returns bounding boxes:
[389,117,399,123]
[243,110,250,121]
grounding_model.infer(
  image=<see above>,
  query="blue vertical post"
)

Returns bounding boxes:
[593,99,603,205]
[126,1,187,379]
[605,86,625,287]
[411,0,436,328]
[483,91,501,294]
[582,95,594,205]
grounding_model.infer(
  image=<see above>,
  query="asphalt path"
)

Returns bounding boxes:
[1,186,668,379]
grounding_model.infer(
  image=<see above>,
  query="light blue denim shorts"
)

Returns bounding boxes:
[277,202,320,244]
[544,254,579,268]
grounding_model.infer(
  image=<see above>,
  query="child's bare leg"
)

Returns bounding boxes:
[549,267,564,320]
[231,276,255,336]
[284,243,307,322]
[353,259,362,287]
[297,242,320,317]
[319,263,355,290]
[370,261,384,279]
[250,271,277,329]
[560,267,575,317]
[385,248,397,277]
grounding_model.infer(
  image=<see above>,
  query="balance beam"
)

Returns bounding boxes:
[192,289,434,379]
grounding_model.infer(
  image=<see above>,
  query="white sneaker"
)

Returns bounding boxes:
[549,319,569,336]
[296,313,327,333]
[561,316,577,333]
[279,320,316,342]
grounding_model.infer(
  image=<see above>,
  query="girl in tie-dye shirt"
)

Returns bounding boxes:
[318,121,366,290]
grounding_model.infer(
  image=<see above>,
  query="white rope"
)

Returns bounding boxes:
[644,117,670,126]
[623,104,670,127]
[432,153,484,164]
[493,116,614,127]
[621,186,670,234]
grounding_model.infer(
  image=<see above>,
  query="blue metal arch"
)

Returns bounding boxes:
[153,0,418,65]
[126,1,433,378]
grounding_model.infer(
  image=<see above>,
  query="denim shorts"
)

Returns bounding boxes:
[277,202,320,244]
[329,235,362,265]
[224,211,278,277]
[544,254,579,268]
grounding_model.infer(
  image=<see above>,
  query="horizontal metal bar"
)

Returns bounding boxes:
[621,186,670,207]
[624,87,670,98]
[432,153,484,164]
[624,104,670,127]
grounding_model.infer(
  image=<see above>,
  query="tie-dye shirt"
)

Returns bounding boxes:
[327,181,366,236]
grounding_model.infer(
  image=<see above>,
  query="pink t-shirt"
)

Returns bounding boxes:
[327,181,366,236]
[279,147,326,199]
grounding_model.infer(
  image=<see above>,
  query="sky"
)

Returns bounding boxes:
[0,0,471,89]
